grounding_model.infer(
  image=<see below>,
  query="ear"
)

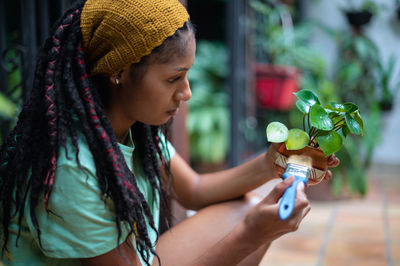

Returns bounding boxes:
[110,71,123,86]
[109,76,121,86]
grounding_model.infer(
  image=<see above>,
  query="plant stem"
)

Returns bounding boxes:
[333,125,342,131]
[309,126,317,137]
[334,118,345,127]
[309,127,318,146]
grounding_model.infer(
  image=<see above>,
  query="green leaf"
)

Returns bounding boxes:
[341,125,350,138]
[345,113,362,135]
[0,92,17,119]
[309,105,334,131]
[327,102,346,112]
[343,102,359,113]
[266,122,288,143]
[316,131,343,156]
[330,113,345,128]
[295,99,310,114]
[294,90,320,106]
[327,102,359,114]
[354,111,364,136]
[285,128,310,150]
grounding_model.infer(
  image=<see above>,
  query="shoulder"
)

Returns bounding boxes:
[57,131,96,173]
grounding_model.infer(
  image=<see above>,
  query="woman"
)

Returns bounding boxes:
[0,0,339,265]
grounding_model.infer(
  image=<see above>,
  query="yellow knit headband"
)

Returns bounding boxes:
[80,0,189,76]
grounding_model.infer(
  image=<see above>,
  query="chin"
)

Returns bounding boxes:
[139,117,172,126]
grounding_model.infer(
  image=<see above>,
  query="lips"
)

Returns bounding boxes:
[167,108,179,116]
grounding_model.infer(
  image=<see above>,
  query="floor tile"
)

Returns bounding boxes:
[324,241,386,262]
[259,163,398,266]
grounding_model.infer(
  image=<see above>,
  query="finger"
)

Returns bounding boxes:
[264,176,294,204]
[269,142,282,152]
[266,142,283,163]
[327,154,340,167]
[324,170,332,181]
[302,205,312,218]
[293,182,310,211]
[275,166,285,178]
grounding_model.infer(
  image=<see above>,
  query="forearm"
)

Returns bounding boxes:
[169,144,281,210]
[188,221,263,266]
[195,152,275,208]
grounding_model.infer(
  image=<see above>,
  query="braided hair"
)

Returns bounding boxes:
[0,1,194,265]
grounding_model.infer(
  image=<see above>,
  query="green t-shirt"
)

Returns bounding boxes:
[3,130,175,266]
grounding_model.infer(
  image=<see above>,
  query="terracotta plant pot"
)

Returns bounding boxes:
[274,143,328,186]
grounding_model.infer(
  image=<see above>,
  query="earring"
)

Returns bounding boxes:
[115,77,121,85]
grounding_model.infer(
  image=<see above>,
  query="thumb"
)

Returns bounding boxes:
[264,176,294,204]
[267,142,282,156]
[265,142,283,167]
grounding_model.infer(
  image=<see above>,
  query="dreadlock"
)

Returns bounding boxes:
[0,1,194,265]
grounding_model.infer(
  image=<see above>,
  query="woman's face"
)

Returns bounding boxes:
[108,35,196,127]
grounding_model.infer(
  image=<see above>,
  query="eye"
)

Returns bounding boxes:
[168,76,181,83]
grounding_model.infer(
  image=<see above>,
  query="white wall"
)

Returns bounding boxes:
[304,0,400,165]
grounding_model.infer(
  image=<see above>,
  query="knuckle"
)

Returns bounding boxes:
[298,198,309,207]
[290,223,299,232]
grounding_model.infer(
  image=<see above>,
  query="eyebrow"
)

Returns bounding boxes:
[174,67,189,72]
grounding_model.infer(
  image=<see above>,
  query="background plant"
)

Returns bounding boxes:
[186,41,229,165]
[0,37,23,143]
[316,11,391,195]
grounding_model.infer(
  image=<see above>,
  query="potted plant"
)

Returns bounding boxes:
[395,0,400,21]
[343,0,379,30]
[250,0,301,111]
[316,21,383,196]
[187,41,229,172]
[266,90,364,185]
[250,0,334,113]
[254,64,300,111]
[376,54,400,112]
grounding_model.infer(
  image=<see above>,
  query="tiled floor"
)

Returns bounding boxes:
[258,163,400,266]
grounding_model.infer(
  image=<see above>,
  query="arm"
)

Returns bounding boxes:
[80,177,310,266]
[167,142,339,210]
[157,177,311,266]
[167,143,282,210]
[80,237,141,266]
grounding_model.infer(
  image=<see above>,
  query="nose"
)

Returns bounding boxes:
[175,78,192,102]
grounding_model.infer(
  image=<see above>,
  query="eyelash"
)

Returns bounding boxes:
[168,76,181,83]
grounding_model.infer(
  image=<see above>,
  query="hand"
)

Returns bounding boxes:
[323,154,340,181]
[271,143,341,184]
[242,176,311,245]
[264,143,285,179]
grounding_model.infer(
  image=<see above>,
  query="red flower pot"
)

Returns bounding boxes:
[274,143,328,186]
[254,64,300,111]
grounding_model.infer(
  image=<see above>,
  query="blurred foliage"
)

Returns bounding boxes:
[0,34,23,144]
[342,0,381,15]
[250,0,338,107]
[313,10,398,195]
[376,54,400,109]
[0,92,17,119]
[187,41,229,164]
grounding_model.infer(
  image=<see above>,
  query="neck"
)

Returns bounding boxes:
[116,130,129,144]
[105,109,135,145]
